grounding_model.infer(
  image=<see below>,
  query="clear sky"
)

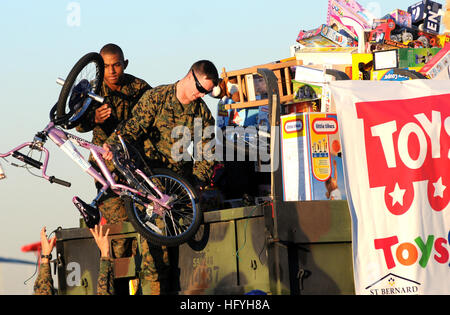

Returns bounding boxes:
[0,0,440,294]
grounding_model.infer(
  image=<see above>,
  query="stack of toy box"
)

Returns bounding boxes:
[280,112,347,201]
[282,0,449,201]
[216,0,450,203]
[294,0,448,82]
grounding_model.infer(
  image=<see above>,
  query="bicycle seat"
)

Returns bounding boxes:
[73,196,100,228]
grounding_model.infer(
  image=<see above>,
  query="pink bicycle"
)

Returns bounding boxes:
[0,53,201,247]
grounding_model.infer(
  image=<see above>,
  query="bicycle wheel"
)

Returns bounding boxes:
[51,52,104,129]
[123,168,202,247]
[391,68,428,79]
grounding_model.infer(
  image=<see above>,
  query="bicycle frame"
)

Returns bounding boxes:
[0,121,172,213]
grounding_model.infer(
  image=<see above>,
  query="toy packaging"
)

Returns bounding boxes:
[294,65,327,83]
[283,100,322,115]
[390,9,412,28]
[408,0,442,34]
[295,48,356,65]
[372,69,416,80]
[297,24,357,47]
[398,47,441,67]
[281,112,347,201]
[352,53,373,80]
[327,0,376,40]
[292,80,323,102]
[419,42,450,78]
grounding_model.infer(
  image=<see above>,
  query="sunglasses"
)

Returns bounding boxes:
[192,70,212,94]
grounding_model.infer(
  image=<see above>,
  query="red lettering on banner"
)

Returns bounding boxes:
[434,238,449,264]
[375,234,450,269]
[374,236,399,269]
[356,94,450,215]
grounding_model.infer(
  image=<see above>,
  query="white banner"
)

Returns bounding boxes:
[330,80,450,295]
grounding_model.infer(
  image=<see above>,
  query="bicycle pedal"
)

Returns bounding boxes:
[72,197,100,228]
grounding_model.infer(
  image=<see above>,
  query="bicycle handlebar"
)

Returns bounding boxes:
[49,176,72,187]
[12,151,43,169]
[56,78,105,104]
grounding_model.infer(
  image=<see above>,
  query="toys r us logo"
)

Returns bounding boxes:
[356,94,450,215]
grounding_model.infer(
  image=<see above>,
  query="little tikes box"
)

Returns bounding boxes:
[281,112,347,201]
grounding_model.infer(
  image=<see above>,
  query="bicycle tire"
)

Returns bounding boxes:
[54,52,104,128]
[391,68,428,79]
[123,168,202,247]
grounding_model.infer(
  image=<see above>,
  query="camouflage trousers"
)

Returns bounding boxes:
[98,196,171,295]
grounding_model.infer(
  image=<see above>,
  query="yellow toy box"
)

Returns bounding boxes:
[280,112,346,201]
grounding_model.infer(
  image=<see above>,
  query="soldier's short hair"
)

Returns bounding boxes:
[190,60,219,86]
[100,43,125,61]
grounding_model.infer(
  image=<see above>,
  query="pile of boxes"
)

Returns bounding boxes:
[217,0,450,202]
[281,0,450,202]
[293,0,449,84]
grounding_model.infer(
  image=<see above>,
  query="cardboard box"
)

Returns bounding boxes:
[327,0,375,39]
[368,19,396,44]
[390,9,412,28]
[280,112,347,201]
[373,49,399,70]
[419,42,450,79]
[398,47,442,68]
[297,24,357,48]
[437,34,450,48]
[408,0,442,34]
[292,80,322,102]
[294,65,327,83]
[283,100,321,115]
[295,48,356,65]
[372,69,413,81]
[352,53,373,80]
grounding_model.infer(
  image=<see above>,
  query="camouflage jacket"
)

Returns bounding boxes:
[33,262,55,295]
[76,74,151,170]
[105,83,216,184]
[33,259,114,295]
[97,257,114,295]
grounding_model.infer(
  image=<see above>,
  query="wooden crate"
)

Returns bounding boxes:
[221,58,303,110]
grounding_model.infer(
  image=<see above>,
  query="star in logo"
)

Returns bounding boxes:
[432,177,446,198]
[388,277,395,286]
[389,183,406,206]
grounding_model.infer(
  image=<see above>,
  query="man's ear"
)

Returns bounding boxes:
[123,59,129,70]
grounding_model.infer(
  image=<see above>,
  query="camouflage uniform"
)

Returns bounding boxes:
[105,83,216,184]
[33,259,114,295]
[76,74,150,253]
[33,262,55,295]
[76,74,173,294]
[105,83,216,294]
[97,257,115,295]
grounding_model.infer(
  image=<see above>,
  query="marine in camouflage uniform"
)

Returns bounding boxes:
[104,83,216,184]
[33,262,55,295]
[76,73,151,255]
[33,259,114,295]
[105,61,219,294]
[96,257,115,295]
[105,84,216,294]
[76,46,173,294]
